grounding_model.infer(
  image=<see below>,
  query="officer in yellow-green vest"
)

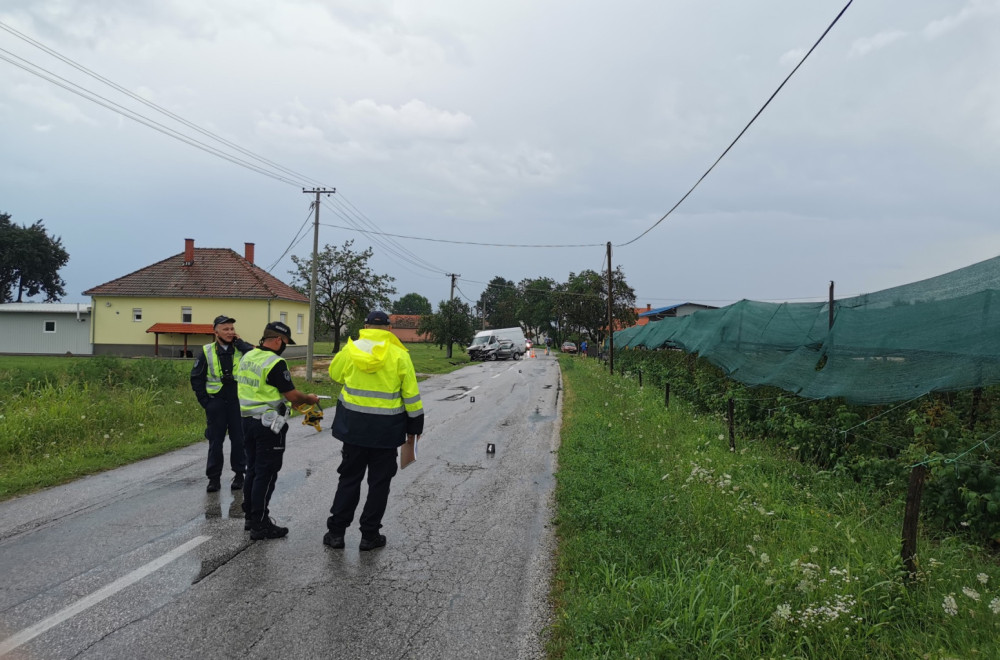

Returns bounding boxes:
[323,310,424,552]
[190,315,255,493]
[237,321,319,541]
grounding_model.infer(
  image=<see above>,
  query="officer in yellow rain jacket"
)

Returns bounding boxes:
[323,310,424,551]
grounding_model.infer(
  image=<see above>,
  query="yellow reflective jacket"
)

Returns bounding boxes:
[328,328,424,447]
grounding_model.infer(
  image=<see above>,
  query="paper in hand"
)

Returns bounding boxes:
[400,436,418,469]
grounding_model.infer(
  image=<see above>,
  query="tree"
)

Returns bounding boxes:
[516,277,555,342]
[554,268,636,348]
[418,298,474,358]
[391,292,432,316]
[289,239,396,352]
[478,276,519,329]
[0,214,69,303]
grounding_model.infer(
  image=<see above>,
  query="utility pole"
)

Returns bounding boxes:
[607,241,614,374]
[302,187,335,382]
[447,273,460,358]
[828,280,835,329]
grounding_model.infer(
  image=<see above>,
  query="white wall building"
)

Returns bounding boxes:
[0,303,93,355]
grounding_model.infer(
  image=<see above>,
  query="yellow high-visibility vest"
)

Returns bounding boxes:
[237,348,284,417]
[202,342,244,395]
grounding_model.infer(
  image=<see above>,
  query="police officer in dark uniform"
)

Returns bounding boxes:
[190,315,255,492]
[237,321,319,540]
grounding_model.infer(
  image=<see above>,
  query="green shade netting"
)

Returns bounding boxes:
[612,255,1000,404]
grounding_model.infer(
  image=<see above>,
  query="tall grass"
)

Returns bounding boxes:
[550,357,1000,658]
[0,357,203,498]
[0,347,465,499]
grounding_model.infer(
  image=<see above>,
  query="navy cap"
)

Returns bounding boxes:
[213,315,236,327]
[365,311,391,326]
[262,321,296,344]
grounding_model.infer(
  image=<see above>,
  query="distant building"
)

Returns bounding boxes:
[83,238,310,357]
[388,314,429,343]
[638,302,718,323]
[0,302,93,355]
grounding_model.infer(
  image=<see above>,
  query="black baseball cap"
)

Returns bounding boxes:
[365,311,391,326]
[213,315,236,327]
[262,321,296,344]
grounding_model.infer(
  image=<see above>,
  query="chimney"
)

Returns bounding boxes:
[244,242,255,265]
[646,304,651,311]
[183,238,194,266]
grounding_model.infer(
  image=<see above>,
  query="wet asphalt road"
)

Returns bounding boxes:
[0,353,562,659]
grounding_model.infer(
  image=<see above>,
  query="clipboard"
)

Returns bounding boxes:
[400,436,418,469]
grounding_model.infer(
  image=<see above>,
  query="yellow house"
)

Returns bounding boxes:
[83,238,310,357]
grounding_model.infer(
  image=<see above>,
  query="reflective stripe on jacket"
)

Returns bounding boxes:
[328,328,424,447]
[202,342,243,395]
[237,348,284,417]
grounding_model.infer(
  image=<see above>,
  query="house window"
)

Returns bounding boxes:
[181,306,192,323]
[133,308,143,322]
[296,314,304,334]
[44,320,56,333]
[279,312,288,324]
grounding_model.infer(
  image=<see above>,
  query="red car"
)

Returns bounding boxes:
[561,341,577,353]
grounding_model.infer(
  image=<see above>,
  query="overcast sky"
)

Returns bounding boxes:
[2,0,999,313]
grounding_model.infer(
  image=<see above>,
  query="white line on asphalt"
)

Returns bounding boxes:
[0,535,211,656]
[460,385,481,396]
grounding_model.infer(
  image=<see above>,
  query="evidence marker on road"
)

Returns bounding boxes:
[486,443,496,454]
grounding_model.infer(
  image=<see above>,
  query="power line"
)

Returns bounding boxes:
[317,222,603,248]
[616,0,854,247]
[0,47,304,187]
[265,206,316,273]
[0,20,325,189]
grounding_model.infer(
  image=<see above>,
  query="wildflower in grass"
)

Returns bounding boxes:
[943,594,958,616]
[771,603,792,625]
[977,573,989,585]
[960,521,970,527]
[810,546,819,554]
[747,545,756,556]
[104,434,110,439]
[760,553,770,565]
[717,434,724,441]
[962,587,981,602]
[990,597,1000,615]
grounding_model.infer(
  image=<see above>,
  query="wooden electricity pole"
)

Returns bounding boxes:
[302,188,335,382]
[607,241,614,375]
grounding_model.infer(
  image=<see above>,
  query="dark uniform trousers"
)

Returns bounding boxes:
[327,444,399,535]
[242,418,287,525]
[205,396,246,479]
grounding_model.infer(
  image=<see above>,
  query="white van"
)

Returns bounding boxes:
[467,327,527,361]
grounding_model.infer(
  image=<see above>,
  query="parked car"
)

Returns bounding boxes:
[561,341,577,353]
[495,339,521,361]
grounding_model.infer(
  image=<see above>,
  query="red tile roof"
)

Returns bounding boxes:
[146,323,215,335]
[84,248,307,302]
[389,314,421,329]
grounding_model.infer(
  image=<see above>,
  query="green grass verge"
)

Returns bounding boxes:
[0,345,465,500]
[550,357,1000,659]
[313,340,472,375]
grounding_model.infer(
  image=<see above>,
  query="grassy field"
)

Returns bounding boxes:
[550,356,1000,659]
[0,343,465,500]
[312,341,471,376]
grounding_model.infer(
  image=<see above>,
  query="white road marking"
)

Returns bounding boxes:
[460,385,481,396]
[0,535,211,656]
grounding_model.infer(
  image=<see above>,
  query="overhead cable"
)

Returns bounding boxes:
[317,223,603,248]
[0,47,303,186]
[0,20,325,189]
[616,0,854,247]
